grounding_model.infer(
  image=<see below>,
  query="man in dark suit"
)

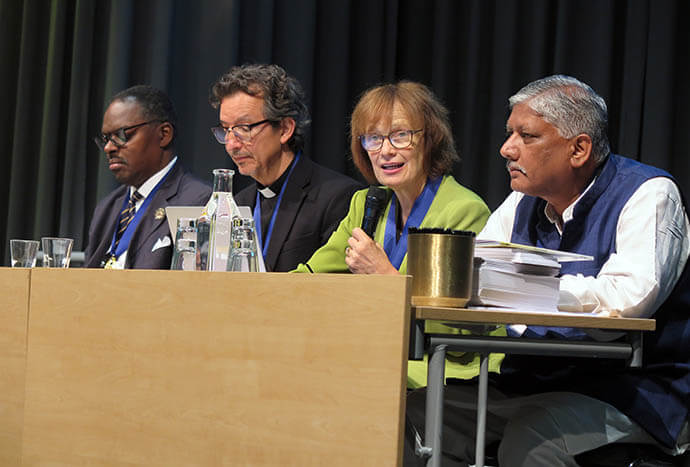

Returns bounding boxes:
[209,64,361,272]
[84,85,211,269]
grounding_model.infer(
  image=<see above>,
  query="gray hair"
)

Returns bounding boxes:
[210,64,311,153]
[509,75,610,165]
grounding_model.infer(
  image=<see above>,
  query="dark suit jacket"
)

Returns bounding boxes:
[234,155,362,272]
[84,162,212,269]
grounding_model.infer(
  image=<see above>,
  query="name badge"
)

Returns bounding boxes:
[103,256,117,269]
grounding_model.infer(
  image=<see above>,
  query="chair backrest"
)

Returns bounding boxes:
[575,443,688,466]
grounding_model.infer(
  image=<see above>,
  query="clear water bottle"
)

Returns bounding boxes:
[170,218,197,271]
[199,169,240,271]
[227,217,258,272]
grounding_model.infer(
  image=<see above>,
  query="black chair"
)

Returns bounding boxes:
[576,443,690,467]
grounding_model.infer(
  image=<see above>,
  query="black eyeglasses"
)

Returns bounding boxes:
[93,120,162,151]
[211,119,276,144]
[359,129,423,152]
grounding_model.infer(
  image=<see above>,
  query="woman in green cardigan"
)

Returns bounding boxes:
[295,81,503,387]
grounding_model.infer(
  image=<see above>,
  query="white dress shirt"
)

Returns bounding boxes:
[108,157,178,269]
[479,176,690,320]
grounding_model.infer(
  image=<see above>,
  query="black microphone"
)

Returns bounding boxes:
[361,186,388,238]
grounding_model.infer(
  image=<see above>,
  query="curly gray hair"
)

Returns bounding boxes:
[210,64,310,153]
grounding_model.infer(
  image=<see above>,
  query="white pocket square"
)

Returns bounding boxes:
[152,235,172,252]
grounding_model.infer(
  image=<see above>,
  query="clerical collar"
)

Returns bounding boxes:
[256,156,296,199]
[258,186,276,198]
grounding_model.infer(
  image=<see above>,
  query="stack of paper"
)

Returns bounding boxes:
[469,258,560,311]
[474,240,593,262]
[476,252,561,276]
[469,241,593,311]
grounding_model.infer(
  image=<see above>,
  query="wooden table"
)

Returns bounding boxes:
[0,268,31,466]
[411,306,655,467]
[18,269,412,466]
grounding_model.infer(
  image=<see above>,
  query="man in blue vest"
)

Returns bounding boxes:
[406,75,690,466]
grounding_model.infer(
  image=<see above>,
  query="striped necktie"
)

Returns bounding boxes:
[115,190,143,249]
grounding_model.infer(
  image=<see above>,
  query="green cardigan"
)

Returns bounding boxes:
[295,175,504,387]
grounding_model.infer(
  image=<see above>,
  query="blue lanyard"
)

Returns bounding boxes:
[108,165,173,259]
[383,176,442,269]
[254,152,301,259]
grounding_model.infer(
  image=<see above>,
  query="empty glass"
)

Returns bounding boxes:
[227,217,257,272]
[10,239,39,267]
[195,217,210,271]
[171,218,198,271]
[41,237,73,268]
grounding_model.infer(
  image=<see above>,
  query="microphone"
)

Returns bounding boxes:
[361,186,388,238]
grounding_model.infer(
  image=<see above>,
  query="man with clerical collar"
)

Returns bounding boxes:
[84,85,211,269]
[209,63,361,272]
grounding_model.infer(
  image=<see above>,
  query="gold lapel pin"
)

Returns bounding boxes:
[154,208,166,220]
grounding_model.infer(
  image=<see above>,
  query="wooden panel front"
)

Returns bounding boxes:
[0,267,31,466]
[23,269,411,466]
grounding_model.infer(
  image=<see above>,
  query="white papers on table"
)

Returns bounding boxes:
[475,240,594,262]
[469,259,561,311]
[476,255,561,276]
[468,241,595,312]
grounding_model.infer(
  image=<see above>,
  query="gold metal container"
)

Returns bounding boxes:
[407,229,475,307]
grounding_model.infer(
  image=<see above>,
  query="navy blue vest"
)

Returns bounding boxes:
[496,154,690,448]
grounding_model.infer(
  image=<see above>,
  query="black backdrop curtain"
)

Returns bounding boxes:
[1,0,688,265]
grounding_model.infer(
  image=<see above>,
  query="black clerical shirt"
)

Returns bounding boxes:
[255,158,295,245]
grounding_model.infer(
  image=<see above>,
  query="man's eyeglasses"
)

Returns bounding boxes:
[359,129,423,152]
[210,119,276,144]
[94,120,162,151]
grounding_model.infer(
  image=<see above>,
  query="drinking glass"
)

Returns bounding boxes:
[10,239,39,267]
[195,217,210,271]
[171,218,198,271]
[227,217,257,272]
[41,237,73,268]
